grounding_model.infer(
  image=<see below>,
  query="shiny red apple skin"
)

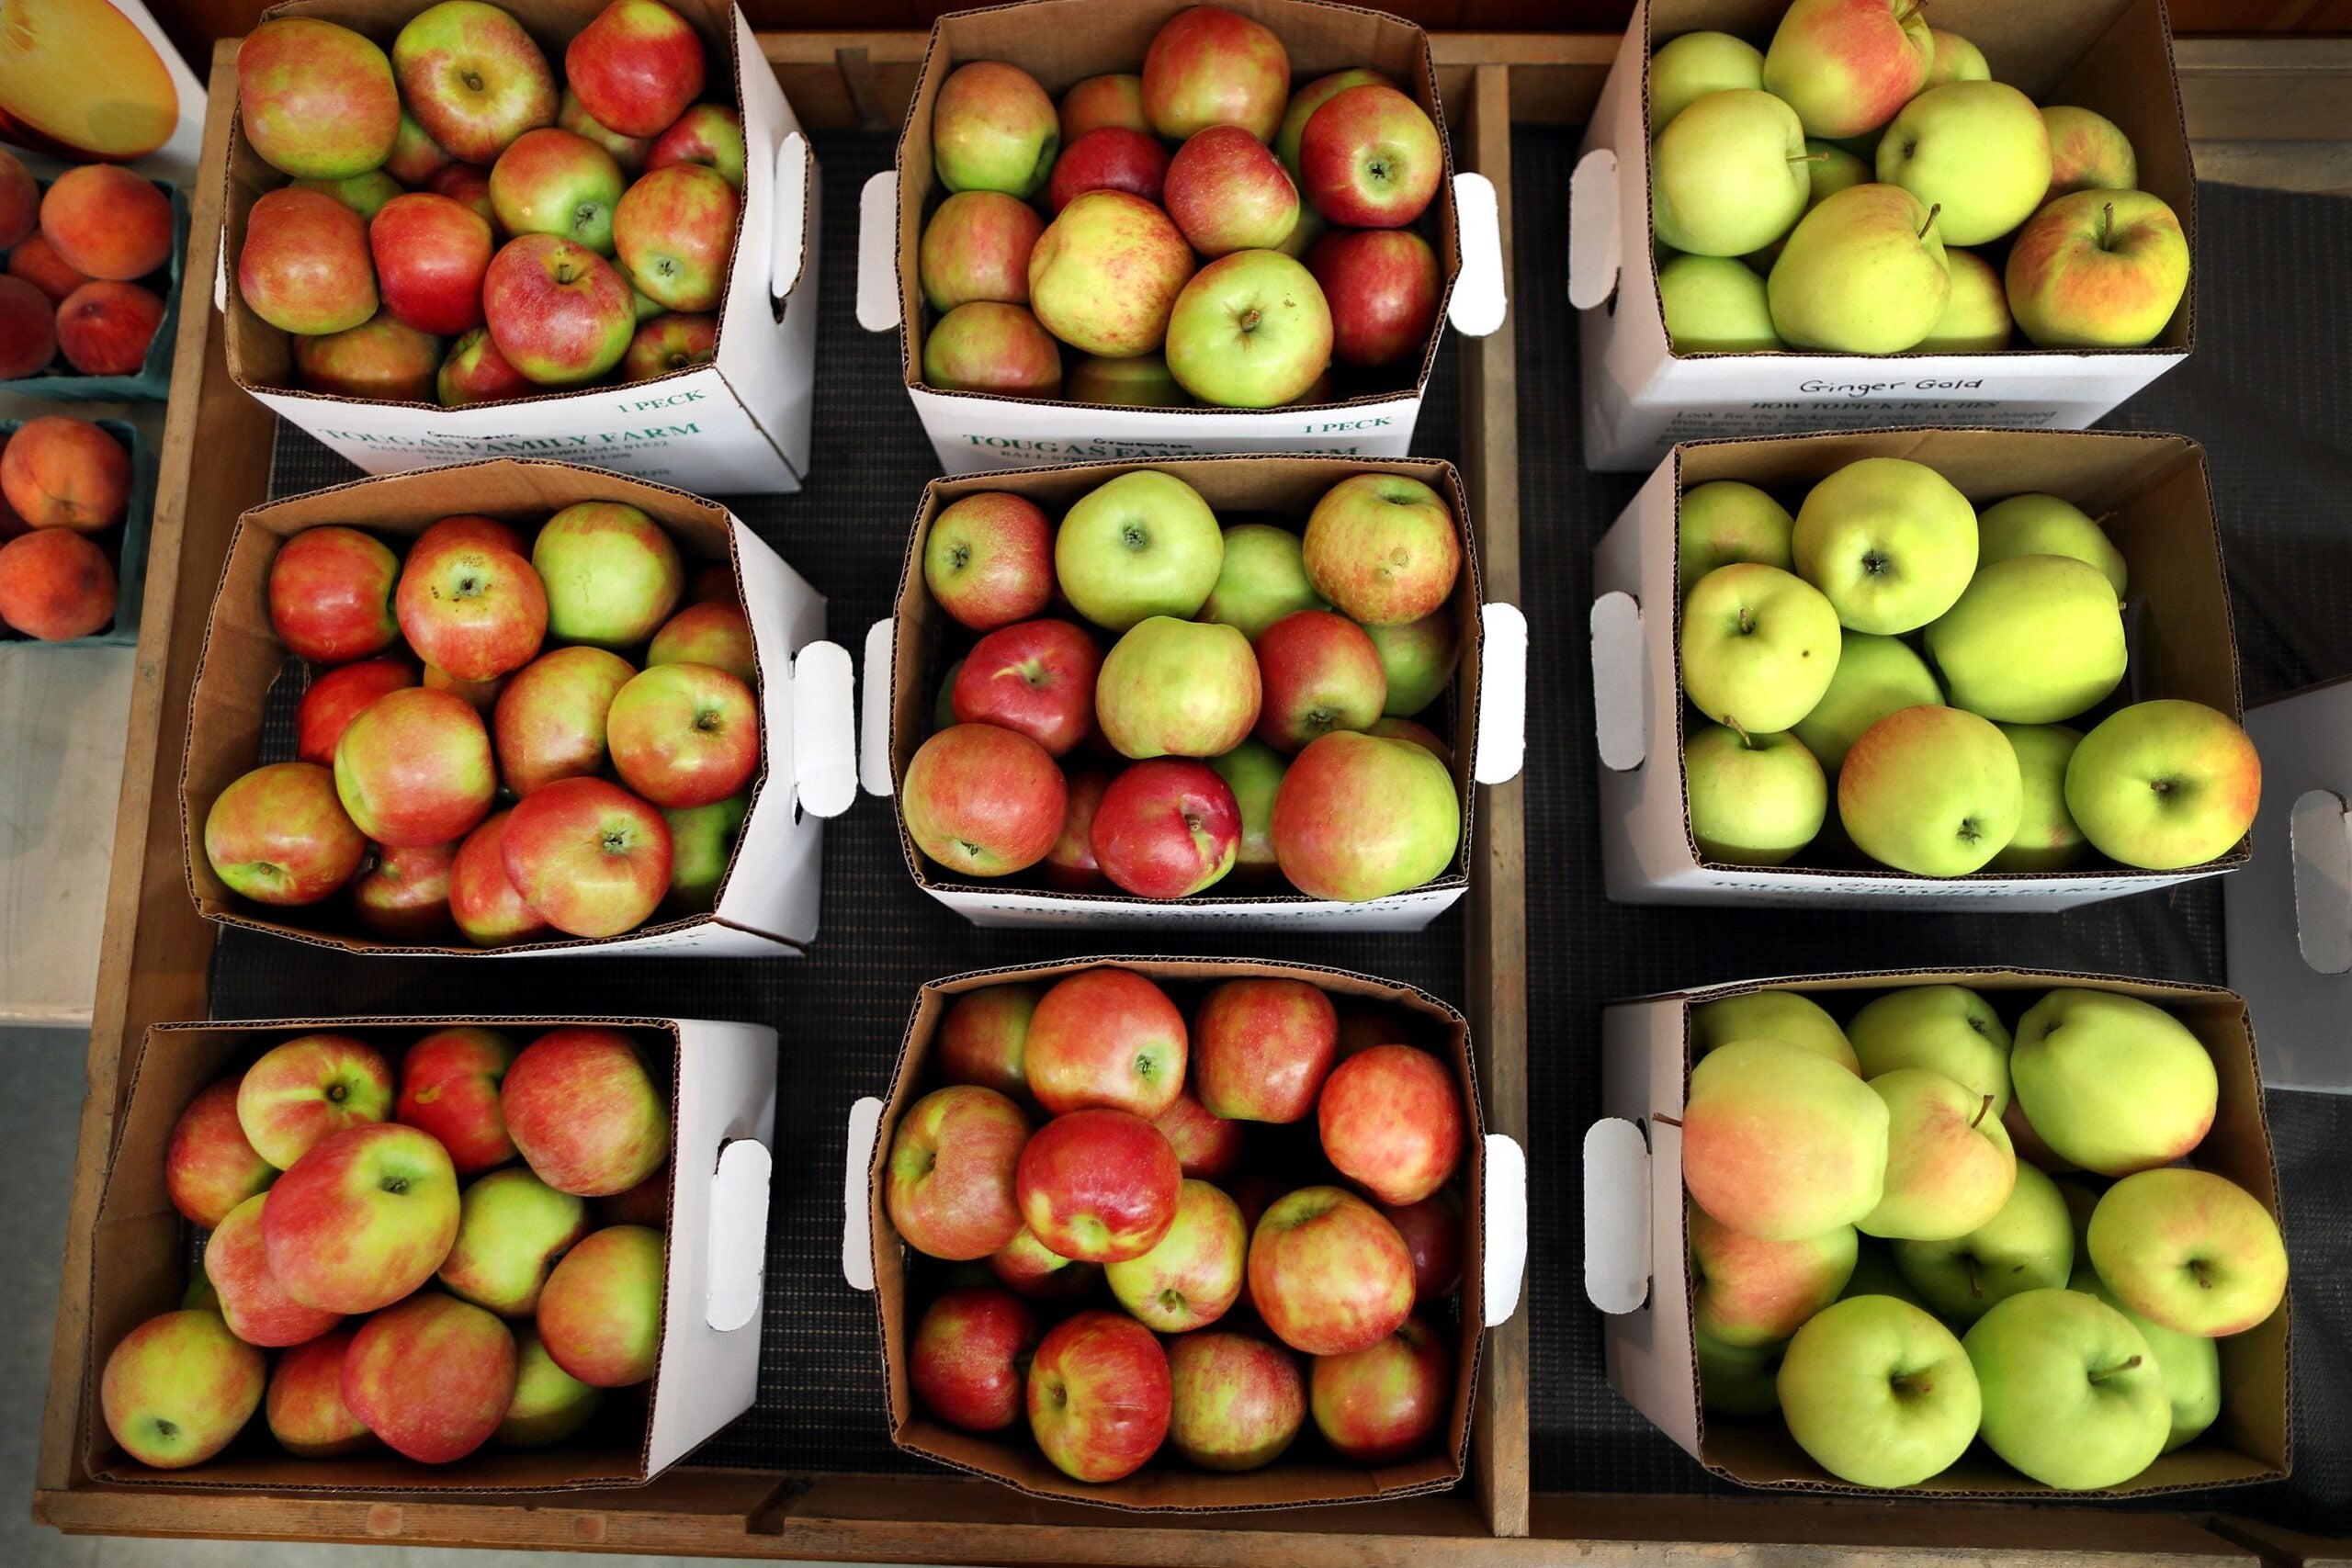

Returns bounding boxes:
[613,163,737,314]
[371,192,493,335]
[341,1292,516,1464]
[910,1283,1040,1433]
[1384,1187,1464,1307]
[1025,966,1188,1119]
[239,186,377,335]
[989,1224,1102,1303]
[1142,6,1290,142]
[1299,85,1444,230]
[606,661,760,809]
[1308,1314,1451,1463]
[901,723,1068,879]
[1307,227,1442,367]
[204,761,368,907]
[922,491,1053,632]
[269,525,400,663]
[1193,977,1340,1123]
[1318,1043,1463,1207]
[437,326,536,405]
[566,0,708,139]
[397,1026,518,1175]
[296,656,418,767]
[352,840,457,941]
[500,776,673,938]
[1091,758,1241,899]
[1163,125,1299,256]
[481,233,634,386]
[1247,1184,1414,1356]
[885,1084,1032,1262]
[395,534,547,682]
[333,686,497,849]
[936,983,1043,1102]
[493,645,637,795]
[1060,73,1150,141]
[1154,1088,1245,1181]
[1015,1107,1182,1264]
[1046,126,1171,214]
[648,103,745,188]
[1026,1308,1171,1483]
[449,808,552,947]
[1252,608,1387,753]
[1166,1329,1305,1472]
[1046,770,1111,890]
[295,310,445,401]
[951,618,1102,759]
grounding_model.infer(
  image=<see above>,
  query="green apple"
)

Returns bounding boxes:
[1791,631,1942,773]
[1761,0,1934,141]
[1894,1161,2071,1325]
[1659,254,1781,353]
[1691,1201,1857,1348]
[1848,985,2011,1114]
[1841,1240,1929,1308]
[1209,739,1287,874]
[1054,470,1224,631]
[1923,28,1990,86]
[1744,141,1871,275]
[1767,183,1951,354]
[1861,1068,2016,1242]
[1095,616,1261,759]
[1991,723,2087,872]
[1776,1295,1979,1489]
[1792,457,1977,635]
[1679,563,1842,735]
[2010,988,2218,1179]
[1682,1041,1888,1242]
[1648,30,1764,131]
[1877,82,2053,246]
[1917,247,2011,351]
[1691,988,1858,1073]
[1363,610,1457,717]
[1651,88,1813,258]
[1838,705,2022,876]
[1962,1288,2169,1489]
[1683,724,1826,866]
[2087,1168,2288,1338]
[2043,106,2138,197]
[2071,1264,2220,1454]
[1926,555,2126,725]
[2065,699,2261,871]
[1164,250,1332,409]
[1977,494,2128,596]
[1677,480,1794,597]
[1199,523,1327,642]
[1695,1328,1782,1416]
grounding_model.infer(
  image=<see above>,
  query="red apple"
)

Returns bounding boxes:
[295,656,416,766]
[606,661,760,808]
[342,1292,516,1463]
[428,162,498,229]
[559,87,650,175]
[1248,1185,1414,1356]
[269,525,400,662]
[536,1224,664,1387]
[203,761,368,907]
[99,1310,265,1471]
[622,310,717,379]
[648,599,752,683]
[901,723,1068,878]
[502,1026,671,1196]
[614,163,737,313]
[239,186,378,335]
[205,1191,344,1348]
[1300,85,1443,229]
[40,165,173,282]
[1308,228,1441,367]
[391,1,558,164]
[1193,977,1339,1123]
[647,103,745,188]
[1318,1044,1463,1207]
[164,1076,275,1230]
[500,776,673,937]
[9,234,90,304]
[352,840,456,941]
[1272,729,1461,901]
[910,1284,1039,1433]
[1046,126,1171,214]
[921,301,1063,397]
[438,325,536,405]
[1015,1107,1181,1264]
[425,661,508,712]
[53,279,164,376]
[236,1032,393,1170]
[449,807,553,947]
[294,310,444,401]
[0,529,113,639]
[596,1164,671,1227]
[567,0,707,138]
[237,17,401,180]
[922,491,1053,632]
[1025,967,1188,1118]
[1091,758,1241,899]
[2,415,129,533]
[482,233,634,386]
[334,686,497,848]
[1060,73,1150,141]
[1142,6,1290,142]
[1308,1314,1450,1463]
[1275,69,1390,178]
[1046,770,1111,890]
[266,1325,373,1458]
[388,108,454,187]
[0,275,62,378]
[397,1026,519,1175]
[493,645,636,795]
[263,1122,460,1314]
[1167,1330,1304,1472]
[1384,1188,1464,1307]
[885,1084,1032,1261]
[1154,1088,1245,1180]
[1104,1177,1246,1331]
[395,533,547,682]
[989,1224,1102,1303]
[1026,1309,1170,1483]
[371,191,493,335]
[1165,126,1299,255]
[937,983,1042,1101]
[1253,608,1386,753]
[951,618,1101,759]
[919,191,1042,317]
[490,127,625,253]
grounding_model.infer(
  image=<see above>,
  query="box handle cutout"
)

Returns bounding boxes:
[860,617,898,798]
[1482,1133,1530,1327]
[842,1096,884,1292]
[792,640,857,818]
[1474,603,1528,785]
[706,1138,771,1331]
[770,132,813,306]
[855,171,902,333]
[1566,148,1621,311]
[1448,174,1509,338]
[1590,590,1647,771]
[2291,788,2352,976]
[1583,1116,1652,1314]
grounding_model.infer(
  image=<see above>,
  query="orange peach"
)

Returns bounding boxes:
[0,147,34,248]
[8,233,91,303]
[56,280,164,376]
[40,165,173,281]
[0,415,128,532]
[0,527,113,638]
[0,273,56,377]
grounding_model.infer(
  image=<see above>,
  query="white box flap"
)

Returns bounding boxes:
[1482,1133,1529,1327]
[857,170,902,333]
[1590,589,1647,772]
[842,1096,885,1292]
[792,640,858,818]
[1584,1116,1652,1314]
[1449,173,1509,338]
[705,1137,772,1332]
[1566,147,1621,311]
[771,132,812,303]
[2291,790,2352,976]
[1473,603,1528,785]
[862,616,898,799]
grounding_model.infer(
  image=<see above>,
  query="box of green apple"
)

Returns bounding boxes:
[1591,426,2253,908]
[1585,969,2289,1496]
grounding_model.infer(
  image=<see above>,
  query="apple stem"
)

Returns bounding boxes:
[2089,1355,2144,1384]
[2100,201,2116,250]
[1727,718,1756,750]
[1653,1112,1684,1129]
[1970,1093,1992,1130]
[1967,1258,1982,1299]
[1918,203,1942,241]
[1791,152,1830,165]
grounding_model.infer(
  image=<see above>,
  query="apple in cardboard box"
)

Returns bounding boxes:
[502,1026,672,1197]
[397,1025,519,1174]
[203,761,369,908]
[886,1084,1032,1262]
[263,1122,461,1314]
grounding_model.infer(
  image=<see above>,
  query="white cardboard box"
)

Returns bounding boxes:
[87,1014,778,1490]
[1566,0,2195,472]
[1589,427,2246,909]
[1583,969,2290,1498]
[854,0,1507,477]
[218,0,818,494]
[179,460,856,957]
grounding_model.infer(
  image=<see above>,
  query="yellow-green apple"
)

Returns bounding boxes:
[559,88,650,175]
[294,310,444,400]
[926,491,1053,631]
[47,276,153,376]
[493,1028,665,1205]
[1848,985,2010,1112]
[1922,28,1989,85]
[1066,351,1187,405]
[1361,607,1455,719]
[1696,1328,1782,1415]
[237,1033,393,1171]
[1029,189,1193,357]
[1307,228,1441,367]
[1989,722,2088,872]
[989,1223,1102,1303]
[901,723,1068,877]
[428,161,498,228]
[537,1224,664,1387]
[1977,494,2127,594]
[1143,6,1289,142]
[1684,1040,1888,1239]
[1253,609,1385,753]
[1107,1177,1247,1330]
[1201,523,1326,642]
[39,167,171,282]
[1927,555,2125,724]
[1155,1088,1245,1181]
[1095,616,1260,759]
[2064,699,2260,870]
[1763,0,1932,138]
[1767,182,1949,352]
[1777,1294,1977,1487]
[1861,1066,2016,1240]
[933,61,1057,198]
[1792,456,1977,634]
[910,1283,1039,1432]
[291,168,401,224]
[1166,126,1297,255]
[921,300,1064,396]
[1894,1158,2071,1325]
[1057,469,1224,630]
[396,1026,516,1174]
[605,661,759,808]
[1651,89,1811,256]
[648,599,751,683]
[334,686,497,849]
[1838,704,2021,875]
[1877,82,2051,246]
[2070,1264,2220,1452]
[2012,987,2221,1177]
[370,192,494,337]
[296,657,417,768]
[1012,1106,1183,1271]
[343,1291,517,1462]
[953,618,1102,758]
[437,1166,587,1315]
[1061,73,1150,141]
[100,1310,266,1470]
[1678,480,1793,596]
[392,1,558,165]
[263,1122,460,1313]
[2042,106,2138,197]
[1210,739,1287,875]
[2088,1169,2287,1337]
[887,1084,1031,1261]
[492,646,635,795]
[395,535,546,684]
[1678,563,1841,734]
[1024,967,1185,1117]
[1300,84,1442,230]
[1963,1287,2168,1488]
[389,107,454,186]
[1027,1308,1170,1483]
[439,325,535,404]
[648,103,744,188]
[1683,724,1826,866]
[1276,67,1387,177]
[2007,189,2188,348]
[1046,771,1110,889]
[1914,244,2011,349]
[921,191,1044,311]
[615,163,737,312]
[482,232,633,384]
[1841,1240,1927,1306]
[1046,126,1170,214]
[490,128,624,254]
[497,1324,602,1446]
[1302,471,1459,626]
[1659,253,1781,352]
[1691,988,1857,1070]
[1649,31,1763,130]
[449,808,552,945]
[1790,632,1941,775]
[1166,249,1331,407]
[167,1077,276,1229]
[1193,976,1337,1123]
[1167,1331,1303,1471]
[529,500,681,647]
[266,1324,372,1457]
[205,1191,344,1348]
[237,17,401,179]
[565,0,705,137]
[1309,1314,1450,1464]
[660,792,746,912]
[1091,757,1243,898]
[1690,1202,1855,1347]
[239,186,377,335]
[1249,1185,1413,1355]
[204,761,368,908]
[1385,1188,1464,1306]
[1271,729,1461,900]
[1319,1044,1462,1206]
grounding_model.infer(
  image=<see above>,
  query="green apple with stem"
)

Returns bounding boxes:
[1792,457,1977,635]
[1199,524,1326,643]
[1762,0,1934,141]
[1992,723,2088,872]
[1926,555,2126,724]
[1877,82,2052,246]
[1659,254,1782,352]
[1861,1067,2016,1241]
[1363,610,1457,718]
[2010,988,2218,1178]
[1682,1041,1888,1242]
[1690,1202,1857,1348]
[2087,1168,2288,1337]
[1054,470,1224,631]
[2070,1263,2221,1453]
[1775,1294,1979,1489]
[1923,29,1990,86]
[1678,481,1794,596]
[1679,563,1842,735]
[1744,140,1871,273]
[1648,31,1763,131]
[1848,985,2011,1114]
[1894,1160,2071,1325]
[1977,494,2127,596]
[1791,631,1942,774]
[1691,988,1858,1073]
[1695,1329,1781,1416]
[2064,700,2260,871]
[1651,89,1813,257]
[1164,250,1332,409]
[1917,247,2011,350]
[2006,189,2190,349]
[2042,107,2138,197]
[1962,1288,2170,1489]
[1838,705,2022,876]
[1768,183,1950,354]
[1683,724,1826,866]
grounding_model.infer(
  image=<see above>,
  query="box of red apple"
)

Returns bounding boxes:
[844,957,1527,1508]
[856,0,1508,476]
[1566,0,2196,470]
[866,454,1527,930]
[1584,968,2289,1496]
[1591,426,2252,908]
[85,1015,776,1488]
[219,0,818,492]
[178,457,856,955]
